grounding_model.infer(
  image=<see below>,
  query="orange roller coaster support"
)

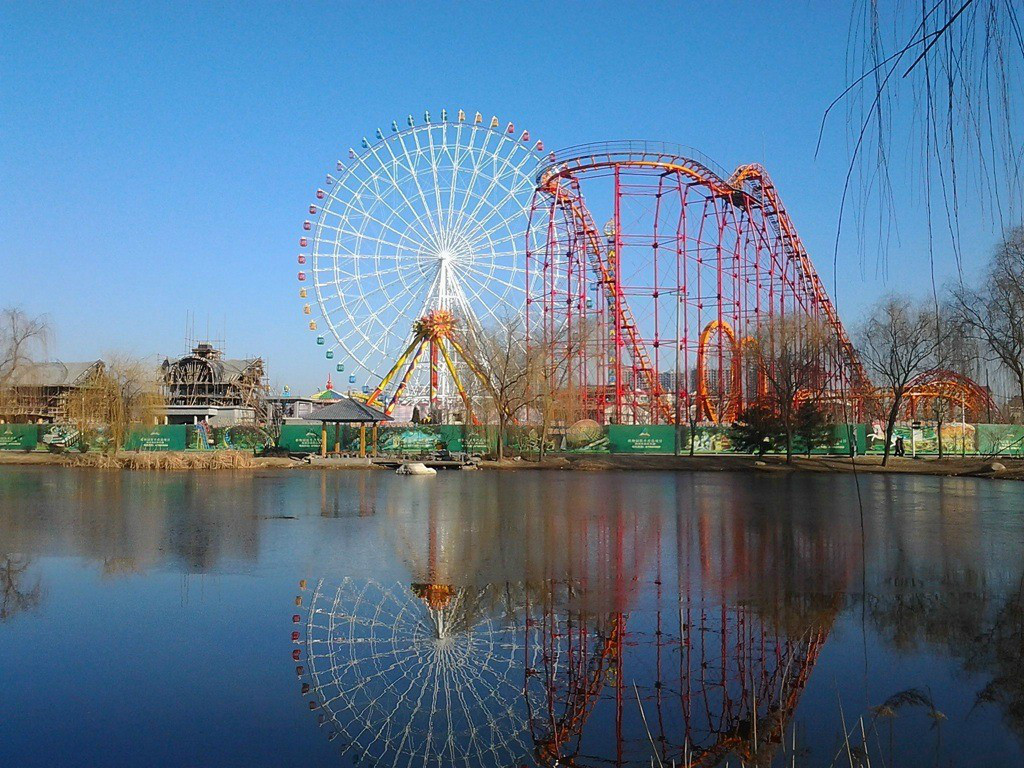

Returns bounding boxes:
[697,320,742,424]
[904,368,997,421]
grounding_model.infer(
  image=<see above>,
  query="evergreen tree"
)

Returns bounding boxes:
[794,401,834,457]
[728,406,786,457]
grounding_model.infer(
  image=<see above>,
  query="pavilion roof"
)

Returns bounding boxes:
[310,398,392,423]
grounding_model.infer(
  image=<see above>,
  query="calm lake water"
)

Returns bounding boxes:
[0,467,1021,767]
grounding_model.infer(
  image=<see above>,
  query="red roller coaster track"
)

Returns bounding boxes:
[526,141,873,425]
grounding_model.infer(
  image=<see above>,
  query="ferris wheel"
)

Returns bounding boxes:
[297,110,546,404]
[295,578,547,767]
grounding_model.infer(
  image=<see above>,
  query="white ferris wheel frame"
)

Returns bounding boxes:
[301,112,545,404]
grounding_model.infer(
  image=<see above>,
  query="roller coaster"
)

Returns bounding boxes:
[525,141,992,424]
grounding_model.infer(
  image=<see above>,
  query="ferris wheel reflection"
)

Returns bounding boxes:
[289,478,854,767]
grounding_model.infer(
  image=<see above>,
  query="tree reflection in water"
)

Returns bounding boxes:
[0,555,42,621]
[292,477,857,766]
[863,476,1024,743]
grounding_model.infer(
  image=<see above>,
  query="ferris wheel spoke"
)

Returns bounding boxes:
[454,262,522,298]
[393,130,444,241]
[466,222,531,254]
[328,173,428,249]
[390,271,439,322]
[457,123,497,207]
[460,276,516,319]
[314,212,419,252]
[321,183,423,242]
[423,124,448,233]
[462,197,534,252]
[454,144,538,239]
[322,263,409,285]
[443,122,465,233]
[361,142,443,246]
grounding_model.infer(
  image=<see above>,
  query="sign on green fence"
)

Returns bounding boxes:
[0,424,38,451]
[124,425,187,451]
[278,424,323,452]
[607,425,676,453]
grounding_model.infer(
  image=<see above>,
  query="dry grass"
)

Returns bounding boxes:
[64,451,257,471]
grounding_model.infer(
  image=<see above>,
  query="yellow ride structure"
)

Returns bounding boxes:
[364,310,490,424]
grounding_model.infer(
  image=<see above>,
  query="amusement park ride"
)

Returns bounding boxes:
[296,109,994,424]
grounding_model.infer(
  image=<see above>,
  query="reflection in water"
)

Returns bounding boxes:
[1,468,1021,766]
[294,477,857,767]
[300,579,543,766]
[0,555,41,621]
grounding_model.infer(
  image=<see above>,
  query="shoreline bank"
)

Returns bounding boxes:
[1,451,1021,481]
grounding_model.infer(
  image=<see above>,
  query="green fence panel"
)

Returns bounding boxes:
[274,420,1021,457]
[0,424,39,451]
[864,423,979,455]
[796,424,857,455]
[977,424,1024,456]
[376,425,446,454]
[438,425,495,453]
[278,424,323,452]
[853,423,868,455]
[607,425,676,454]
[124,425,187,451]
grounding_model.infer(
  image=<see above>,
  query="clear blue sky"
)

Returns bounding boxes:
[0,2,1003,393]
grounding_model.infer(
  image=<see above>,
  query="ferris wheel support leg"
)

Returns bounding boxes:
[437,338,479,426]
[367,337,422,408]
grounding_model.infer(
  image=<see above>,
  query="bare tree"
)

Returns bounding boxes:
[66,354,164,452]
[929,304,983,456]
[752,315,835,463]
[463,316,541,461]
[953,227,1024,413]
[858,296,942,465]
[533,318,593,461]
[0,308,50,388]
